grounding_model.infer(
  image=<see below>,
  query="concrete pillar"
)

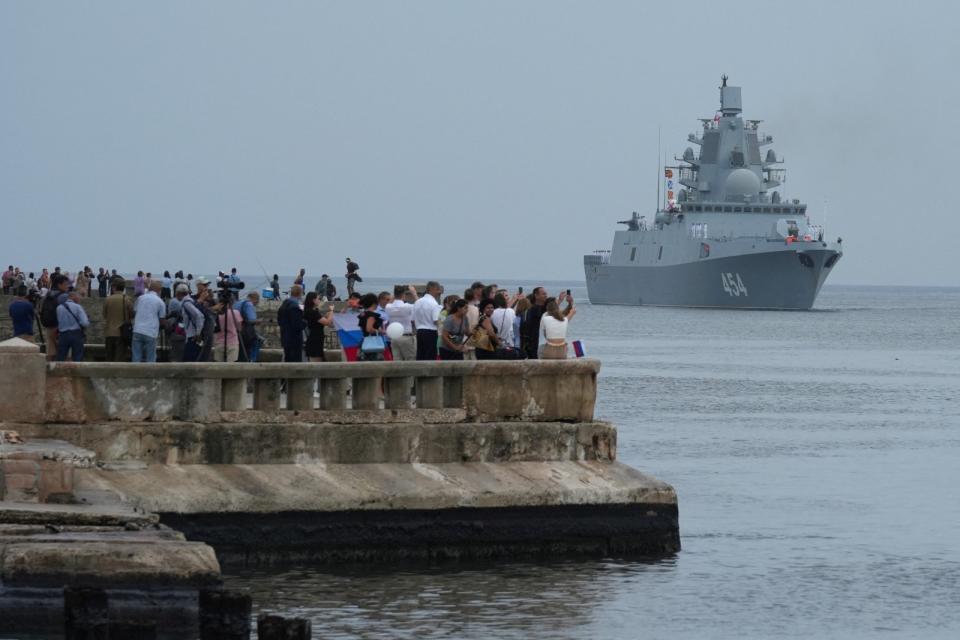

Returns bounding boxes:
[64,586,109,640]
[221,379,246,411]
[352,377,379,410]
[253,379,281,411]
[443,376,463,409]
[319,378,347,410]
[416,376,443,409]
[257,614,311,640]
[180,379,223,422]
[0,338,47,423]
[199,588,252,640]
[383,376,413,410]
[287,378,314,410]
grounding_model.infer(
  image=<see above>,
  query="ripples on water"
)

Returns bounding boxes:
[224,284,960,639]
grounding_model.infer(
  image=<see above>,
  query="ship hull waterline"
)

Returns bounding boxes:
[585,247,841,310]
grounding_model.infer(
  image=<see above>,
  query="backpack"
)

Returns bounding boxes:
[326,282,337,299]
[40,292,60,328]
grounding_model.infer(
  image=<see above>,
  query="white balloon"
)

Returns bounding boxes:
[386,322,405,341]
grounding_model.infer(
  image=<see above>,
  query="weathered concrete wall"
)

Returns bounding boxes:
[13,421,616,465]
[0,339,47,423]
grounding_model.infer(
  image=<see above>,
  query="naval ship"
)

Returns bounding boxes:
[584,77,842,309]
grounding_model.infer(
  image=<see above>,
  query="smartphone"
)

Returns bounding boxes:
[518,286,523,294]
[566,289,571,296]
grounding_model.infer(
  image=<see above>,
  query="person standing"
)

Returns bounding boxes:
[303,292,334,362]
[160,271,173,300]
[520,286,548,359]
[180,287,207,362]
[96,268,109,297]
[166,284,189,362]
[55,291,89,362]
[386,285,418,361]
[212,292,243,362]
[74,269,89,298]
[490,293,517,354]
[539,294,577,360]
[39,274,70,361]
[8,285,35,342]
[1,266,13,295]
[131,282,166,363]
[271,274,281,300]
[357,293,384,361]
[314,274,331,300]
[278,284,305,362]
[439,299,469,360]
[345,258,361,296]
[134,271,145,297]
[413,281,442,361]
[103,279,133,362]
[236,291,261,362]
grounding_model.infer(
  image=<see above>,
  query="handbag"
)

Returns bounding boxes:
[466,322,495,352]
[360,335,385,354]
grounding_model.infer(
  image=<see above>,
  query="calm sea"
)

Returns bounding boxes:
[221,282,960,639]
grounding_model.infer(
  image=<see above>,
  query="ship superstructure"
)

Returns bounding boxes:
[584,77,842,309]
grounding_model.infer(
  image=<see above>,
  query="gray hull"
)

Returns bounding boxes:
[585,246,841,310]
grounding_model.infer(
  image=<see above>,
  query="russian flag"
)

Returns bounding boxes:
[333,312,363,362]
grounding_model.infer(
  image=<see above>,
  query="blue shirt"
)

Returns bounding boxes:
[56,299,90,332]
[8,299,35,336]
[133,291,166,338]
[234,299,257,321]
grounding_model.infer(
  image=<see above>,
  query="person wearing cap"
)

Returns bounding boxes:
[56,291,90,362]
[195,281,217,362]
[166,284,190,362]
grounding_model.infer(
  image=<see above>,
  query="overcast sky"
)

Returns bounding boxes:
[2,1,956,286]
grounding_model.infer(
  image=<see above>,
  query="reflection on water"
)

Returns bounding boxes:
[222,285,960,639]
[226,558,674,640]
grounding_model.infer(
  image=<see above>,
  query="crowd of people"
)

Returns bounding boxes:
[4,259,577,363]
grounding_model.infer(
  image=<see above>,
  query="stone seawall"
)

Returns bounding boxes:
[0,336,680,630]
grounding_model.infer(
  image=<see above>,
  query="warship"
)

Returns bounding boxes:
[584,77,842,309]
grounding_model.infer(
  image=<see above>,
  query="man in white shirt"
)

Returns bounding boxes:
[132,281,167,363]
[412,281,442,361]
[386,285,419,361]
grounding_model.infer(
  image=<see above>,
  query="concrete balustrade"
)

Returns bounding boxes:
[33,359,598,424]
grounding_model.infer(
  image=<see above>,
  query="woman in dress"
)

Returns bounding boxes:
[539,293,576,360]
[74,269,89,298]
[304,292,334,362]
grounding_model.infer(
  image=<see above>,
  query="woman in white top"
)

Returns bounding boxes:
[490,293,517,351]
[539,293,576,359]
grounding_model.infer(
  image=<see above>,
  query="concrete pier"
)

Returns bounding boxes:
[0,336,679,630]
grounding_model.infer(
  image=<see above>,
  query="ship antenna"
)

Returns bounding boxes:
[655,125,661,212]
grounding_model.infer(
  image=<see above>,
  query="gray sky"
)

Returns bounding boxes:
[2,1,956,286]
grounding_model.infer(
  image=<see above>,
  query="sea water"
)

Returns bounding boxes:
[223,283,960,639]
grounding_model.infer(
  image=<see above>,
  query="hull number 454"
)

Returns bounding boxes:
[721,272,749,297]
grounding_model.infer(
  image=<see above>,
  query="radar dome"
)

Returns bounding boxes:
[723,168,762,200]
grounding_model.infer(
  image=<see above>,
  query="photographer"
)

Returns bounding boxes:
[213,289,243,362]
